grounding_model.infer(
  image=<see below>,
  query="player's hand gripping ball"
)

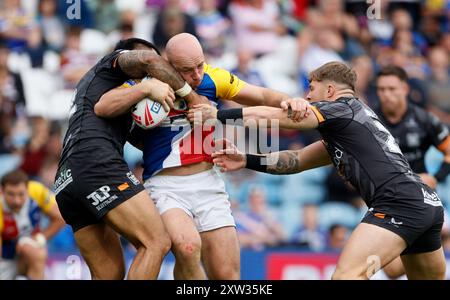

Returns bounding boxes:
[131,77,170,129]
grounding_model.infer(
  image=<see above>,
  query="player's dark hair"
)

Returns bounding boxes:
[309,62,357,91]
[114,38,161,55]
[1,169,29,187]
[376,65,409,82]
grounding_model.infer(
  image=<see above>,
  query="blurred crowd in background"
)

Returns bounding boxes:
[0,0,449,255]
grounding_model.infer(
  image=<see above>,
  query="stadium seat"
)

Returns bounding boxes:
[134,12,158,43]
[114,0,146,13]
[279,167,328,205]
[437,182,450,208]
[208,51,238,71]
[124,142,144,168]
[278,202,302,237]
[7,51,32,73]
[46,89,76,120]
[47,225,77,252]
[21,68,68,119]
[223,175,251,206]
[255,172,284,186]
[0,154,22,179]
[250,36,301,96]
[253,36,298,77]
[318,202,359,229]
[43,51,62,73]
[80,29,110,56]
[425,146,443,174]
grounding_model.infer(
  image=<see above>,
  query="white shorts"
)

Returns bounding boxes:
[0,259,18,280]
[144,168,235,232]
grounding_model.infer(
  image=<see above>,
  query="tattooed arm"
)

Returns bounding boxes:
[95,50,209,117]
[266,141,331,174]
[117,50,208,106]
[265,151,302,174]
[117,50,184,89]
[213,140,332,174]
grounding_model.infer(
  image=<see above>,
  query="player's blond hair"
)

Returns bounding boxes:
[309,62,357,91]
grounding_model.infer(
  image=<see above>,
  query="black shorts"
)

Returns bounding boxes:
[54,145,145,232]
[362,178,444,255]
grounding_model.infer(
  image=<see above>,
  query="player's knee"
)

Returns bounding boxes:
[159,234,172,255]
[35,248,48,263]
[17,244,47,264]
[211,264,240,280]
[30,249,47,268]
[138,233,171,257]
[134,225,171,252]
[172,240,202,262]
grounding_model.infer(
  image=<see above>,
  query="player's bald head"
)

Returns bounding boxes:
[165,33,205,88]
[166,33,204,64]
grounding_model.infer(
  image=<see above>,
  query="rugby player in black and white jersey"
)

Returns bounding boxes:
[191,61,446,279]
[374,65,450,279]
[54,38,208,279]
[375,65,450,190]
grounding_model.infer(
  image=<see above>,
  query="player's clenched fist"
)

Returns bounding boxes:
[280,97,311,122]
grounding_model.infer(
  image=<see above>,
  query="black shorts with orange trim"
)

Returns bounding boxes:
[361,178,444,255]
[54,145,145,232]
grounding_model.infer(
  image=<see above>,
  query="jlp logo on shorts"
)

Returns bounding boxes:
[54,168,73,195]
[127,172,140,186]
[87,186,118,211]
[422,188,442,207]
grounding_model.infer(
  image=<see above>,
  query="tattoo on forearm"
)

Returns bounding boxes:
[145,58,186,90]
[266,151,300,174]
[117,50,148,78]
[118,50,185,89]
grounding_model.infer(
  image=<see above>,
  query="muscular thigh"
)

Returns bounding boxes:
[200,226,240,279]
[161,208,201,250]
[335,223,407,279]
[104,190,167,248]
[74,223,124,279]
[401,247,446,279]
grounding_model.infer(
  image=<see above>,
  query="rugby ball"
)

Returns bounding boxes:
[130,76,169,129]
[131,98,168,129]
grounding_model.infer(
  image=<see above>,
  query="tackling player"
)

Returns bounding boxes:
[193,61,446,279]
